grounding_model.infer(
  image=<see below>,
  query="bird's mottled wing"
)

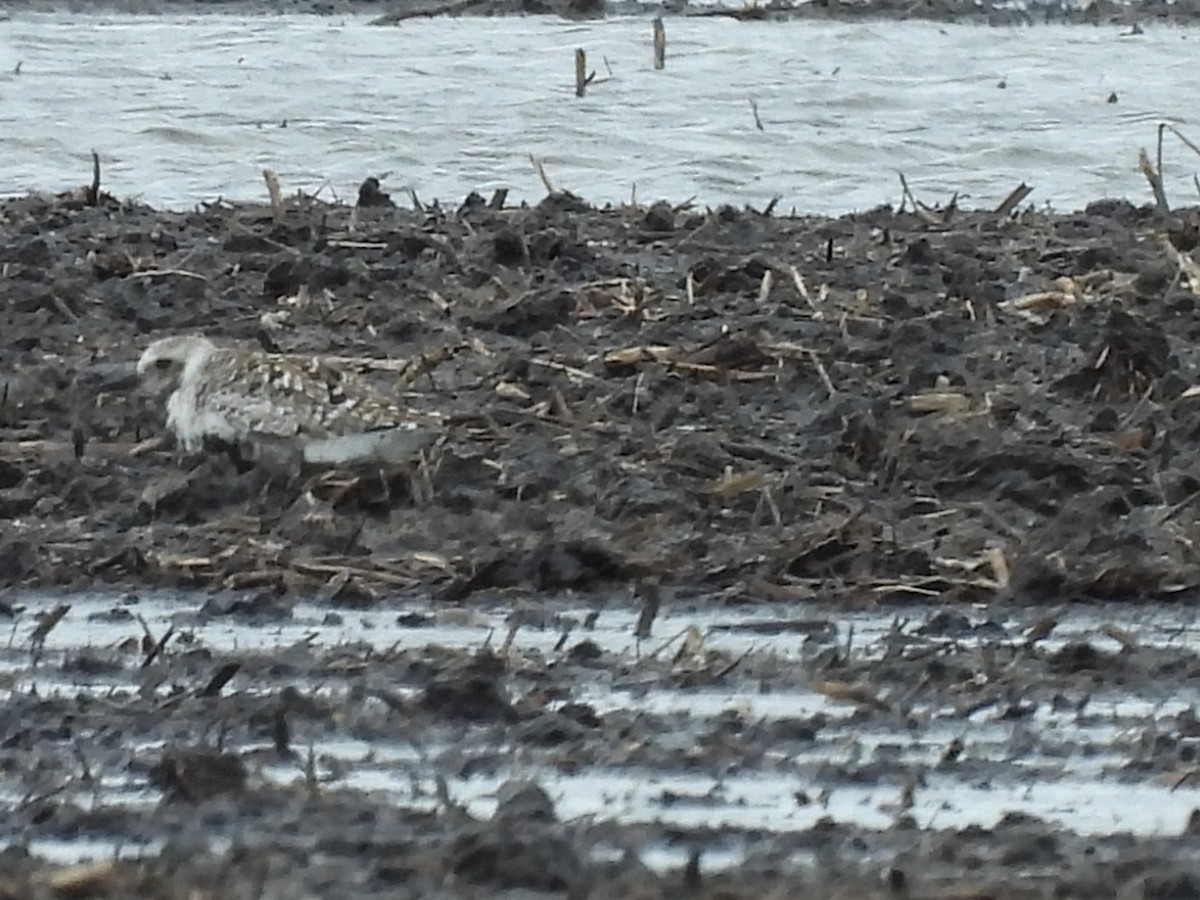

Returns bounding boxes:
[291,354,410,434]
[194,349,408,439]
[189,350,302,439]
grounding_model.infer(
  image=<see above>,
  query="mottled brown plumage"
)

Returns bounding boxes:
[137,335,439,465]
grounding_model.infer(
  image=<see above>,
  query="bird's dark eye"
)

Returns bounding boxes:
[154,358,173,370]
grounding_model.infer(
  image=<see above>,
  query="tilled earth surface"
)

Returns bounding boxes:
[5,182,1200,894]
[5,184,1200,607]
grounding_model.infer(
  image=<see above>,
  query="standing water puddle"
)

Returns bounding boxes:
[3,590,1200,867]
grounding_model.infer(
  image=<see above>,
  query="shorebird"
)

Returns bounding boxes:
[136,335,440,467]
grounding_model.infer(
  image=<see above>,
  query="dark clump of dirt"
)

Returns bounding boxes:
[4,181,1200,608]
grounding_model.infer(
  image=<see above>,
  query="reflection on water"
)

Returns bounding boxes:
[0,13,1194,212]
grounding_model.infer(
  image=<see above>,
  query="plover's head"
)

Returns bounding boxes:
[137,335,216,395]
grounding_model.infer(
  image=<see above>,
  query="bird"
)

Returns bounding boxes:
[136,335,441,468]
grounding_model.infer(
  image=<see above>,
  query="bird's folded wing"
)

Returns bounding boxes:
[198,387,307,439]
[197,351,439,445]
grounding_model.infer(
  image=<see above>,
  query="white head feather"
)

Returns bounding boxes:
[137,335,218,394]
[137,335,229,451]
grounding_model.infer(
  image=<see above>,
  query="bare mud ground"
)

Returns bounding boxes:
[5,179,1200,894]
[5,182,1200,607]
[0,0,1191,26]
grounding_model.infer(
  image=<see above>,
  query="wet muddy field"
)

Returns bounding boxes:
[5,179,1200,893]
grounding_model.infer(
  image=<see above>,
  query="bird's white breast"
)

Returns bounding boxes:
[166,380,246,451]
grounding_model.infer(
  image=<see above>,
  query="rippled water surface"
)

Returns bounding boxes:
[0,14,1196,212]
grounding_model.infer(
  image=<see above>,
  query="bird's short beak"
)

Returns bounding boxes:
[78,361,141,394]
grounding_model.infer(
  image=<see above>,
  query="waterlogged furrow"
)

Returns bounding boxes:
[3,590,1200,871]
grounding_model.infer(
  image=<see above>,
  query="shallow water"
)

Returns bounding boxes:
[0,13,1195,212]
[5,590,1200,863]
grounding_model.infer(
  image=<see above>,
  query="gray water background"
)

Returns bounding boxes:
[0,13,1196,212]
